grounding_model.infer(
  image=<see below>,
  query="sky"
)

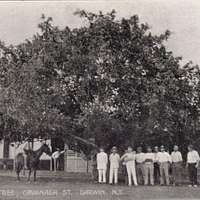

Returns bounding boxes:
[0,0,200,65]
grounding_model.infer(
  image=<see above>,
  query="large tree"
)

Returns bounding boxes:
[0,10,199,154]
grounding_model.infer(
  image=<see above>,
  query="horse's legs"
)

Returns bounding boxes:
[33,170,36,182]
[27,169,32,182]
[23,167,25,176]
[16,172,20,181]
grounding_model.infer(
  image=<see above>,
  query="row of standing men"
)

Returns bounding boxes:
[96,144,200,187]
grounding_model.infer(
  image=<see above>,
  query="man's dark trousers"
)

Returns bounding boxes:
[154,163,160,184]
[188,163,198,185]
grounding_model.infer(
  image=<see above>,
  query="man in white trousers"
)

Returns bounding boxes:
[144,146,155,185]
[157,145,172,185]
[97,147,108,183]
[109,146,120,185]
[121,146,138,186]
[52,148,66,171]
[135,146,145,185]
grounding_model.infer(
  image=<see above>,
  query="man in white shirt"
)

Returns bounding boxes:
[157,145,171,185]
[186,144,200,187]
[97,147,108,183]
[135,147,145,185]
[52,148,66,171]
[120,146,138,186]
[171,145,183,186]
[144,146,155,185]
[109,146,120,185]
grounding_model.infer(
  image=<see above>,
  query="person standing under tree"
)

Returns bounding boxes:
[171,145,183,186]
[157,145,171,186]
[90,148,98,182]
[135,146,145,185]
[96,147,108,183]
[52,148,66,171]
[109,146,120,185]
[23,141,33,170]
[186,144,200,187]
[121,146,138,186]
[144,146,155,186]
[121,149,128,185]
[153,146,160,184]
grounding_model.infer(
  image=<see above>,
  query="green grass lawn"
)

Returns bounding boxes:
[0,176,200,200]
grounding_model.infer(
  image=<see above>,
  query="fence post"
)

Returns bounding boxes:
[64,143,68,172]
[13,143,16,171]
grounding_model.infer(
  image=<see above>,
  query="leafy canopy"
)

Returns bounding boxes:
[0,10,199,154]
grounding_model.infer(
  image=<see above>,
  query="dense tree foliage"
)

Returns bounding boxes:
[0,10,200,155]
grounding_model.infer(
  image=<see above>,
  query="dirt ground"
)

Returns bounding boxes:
[0,175,200,200]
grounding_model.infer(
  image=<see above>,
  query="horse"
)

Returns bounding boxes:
[15,143,52,182]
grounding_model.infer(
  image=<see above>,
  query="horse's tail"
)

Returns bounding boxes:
[15,153,24,173]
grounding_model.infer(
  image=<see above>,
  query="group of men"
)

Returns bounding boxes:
[96,144,200,187]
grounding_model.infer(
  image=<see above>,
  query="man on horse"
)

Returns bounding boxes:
[15,142,52,181]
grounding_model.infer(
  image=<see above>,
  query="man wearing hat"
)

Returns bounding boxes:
[171,145,183,186]
[135,146,145,185]
[154,146,160,184]
[144,146,155,185]
[186,144,200,187]
[120,146,138,186]
[157,145,172,185]
[109,146,120,185]
[97,147,108,183]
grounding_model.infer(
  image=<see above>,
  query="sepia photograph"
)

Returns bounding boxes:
[0,0,200,199]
